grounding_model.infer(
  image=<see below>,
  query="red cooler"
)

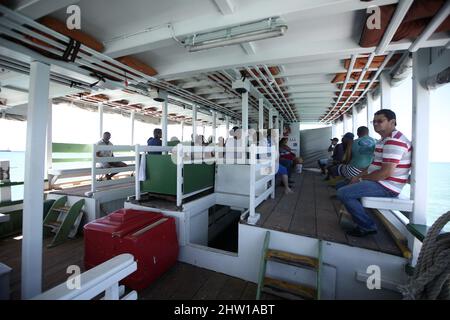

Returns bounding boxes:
[84,208,179,290]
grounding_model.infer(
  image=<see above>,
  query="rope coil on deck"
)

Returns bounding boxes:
[399,211,450,300]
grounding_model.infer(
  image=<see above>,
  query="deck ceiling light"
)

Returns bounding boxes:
[183,17,287,52]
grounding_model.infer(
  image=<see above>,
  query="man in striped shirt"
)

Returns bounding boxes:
[337,109,412,237]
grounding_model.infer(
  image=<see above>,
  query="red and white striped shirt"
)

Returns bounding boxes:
[367,130,412,194]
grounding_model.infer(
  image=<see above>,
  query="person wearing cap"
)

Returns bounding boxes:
[336,109,412,237]
[318,137,339,174]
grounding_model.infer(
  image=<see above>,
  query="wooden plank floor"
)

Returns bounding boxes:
[0,235,276,300]
[252,170,402,256]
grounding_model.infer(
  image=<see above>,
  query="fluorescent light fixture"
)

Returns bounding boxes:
[183,17,287,52]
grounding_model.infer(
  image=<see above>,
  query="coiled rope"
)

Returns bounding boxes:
[399,211,450,300]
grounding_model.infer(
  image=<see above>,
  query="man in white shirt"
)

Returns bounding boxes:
[96,132,127,180]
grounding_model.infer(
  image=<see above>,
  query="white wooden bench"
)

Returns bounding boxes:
[361,193,414,212]
[48,167,92,187]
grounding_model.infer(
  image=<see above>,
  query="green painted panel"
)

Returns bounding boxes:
[52,143,92,153]
[140,155,177,195]
[184,163,215,194]
[140,154,215,196]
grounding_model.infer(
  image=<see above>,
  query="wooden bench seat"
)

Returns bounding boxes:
[361,193,414,212]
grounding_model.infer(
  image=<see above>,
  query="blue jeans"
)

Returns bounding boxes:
[336,180,398,231]
[335,179,350,190]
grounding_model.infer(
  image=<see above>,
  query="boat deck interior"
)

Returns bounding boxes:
[0,236,274,300]
[250,170,403,257]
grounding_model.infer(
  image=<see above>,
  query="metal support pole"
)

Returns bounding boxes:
[258,98,264,131]
[212,111,217,143]
[225,115,230,139]
[367,94,375,138]
[242,91,248,150]
[380,70,392,108]
[331,121,337,139]
[268,109,274,129]
[280,118,284,137]
[98,103,103,138]
[45,100,52,179]
[352,107,358,134]
[22,60,50,299]
[343,113,350,133]
[192,105,197,141]
[161,92,168,147]
[181,120,184,142]
[410,48,431,265]
[130,111,135,145]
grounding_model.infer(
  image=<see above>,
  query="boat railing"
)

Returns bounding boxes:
[32,254,137,300]
[90,144,136,193]
[134,144,276,211]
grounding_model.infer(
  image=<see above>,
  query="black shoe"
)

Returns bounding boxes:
[346,228,377,237]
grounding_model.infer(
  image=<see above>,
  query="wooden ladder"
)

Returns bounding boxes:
[256,231,323,300]
[43,196,85,248]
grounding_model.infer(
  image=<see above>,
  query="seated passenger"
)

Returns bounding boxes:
[277,163,294,195]
[336,109,412,237]
[96,131,127,180]
[324,132,353,180]
[318,138,339,174]
[279,137,303,181]
[332,126,376,188]
[147,128,162,154]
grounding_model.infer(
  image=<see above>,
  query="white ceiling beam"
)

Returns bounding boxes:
[213,0,235,15]
[241,42,256,55]
[13,0,80,20]
[155,33,449,79]
[204,93,236,100]
[195,87,227,95]
[103,0,398,58]
[180,79,217,89]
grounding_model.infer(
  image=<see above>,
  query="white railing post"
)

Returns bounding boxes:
[176,143,183,207]
[22,60,50,299]
[247,144,260,225]
[410,48,431,265]
[135,144,141,201]
[271,145,276,199]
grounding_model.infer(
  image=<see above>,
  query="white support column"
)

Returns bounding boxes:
[367,94,375,138]
[212,111,217,143]
[225,115,229,139]
[161,92,168,147]
[268,108,274,129]
[98,103,104,138]
[352,107,358,134]
[280,118,284,137]
[343,113,350,133]
[380,71,392,108]
[192,105,197,140]
[181,120,185,142]
[258,98,264,131]
[410,48,431,264]
[45,100,52,179]
[331,121,337,139]
[242,91,249,150]
[22,60,50,299]
[130,111,135,145]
